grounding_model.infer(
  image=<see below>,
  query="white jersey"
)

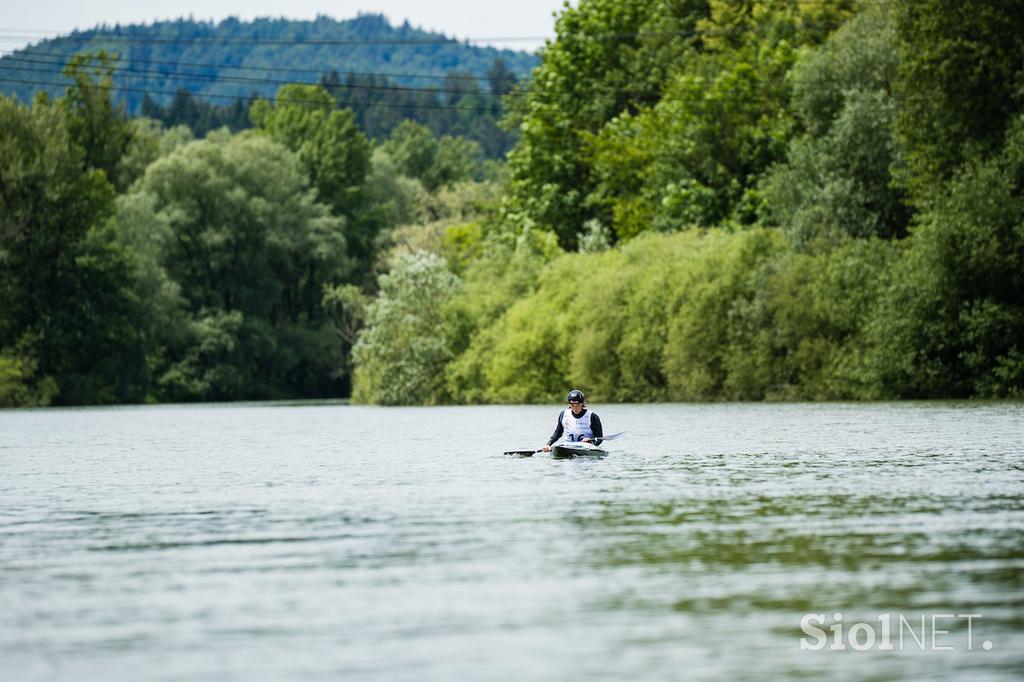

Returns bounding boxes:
[561,409,595,442]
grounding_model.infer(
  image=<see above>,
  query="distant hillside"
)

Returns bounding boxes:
[0,14,538,112]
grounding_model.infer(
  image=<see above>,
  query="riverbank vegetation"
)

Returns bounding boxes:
[2,0,1021,407]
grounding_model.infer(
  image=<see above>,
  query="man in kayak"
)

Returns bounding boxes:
[542,389,603,452]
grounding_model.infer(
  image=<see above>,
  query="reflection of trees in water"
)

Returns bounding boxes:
[565,493,1024,614]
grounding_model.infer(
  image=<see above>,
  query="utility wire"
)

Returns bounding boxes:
[0,48,529,83]
[0,71,794,115]
[0,31,554,46]
[1,56,781,105]
[0,55,522,98]
[0,75,515,113]
[0,16,847,108]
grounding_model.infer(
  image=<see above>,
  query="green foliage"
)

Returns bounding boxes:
[122,130,351,400]
[659,229,787,399]
[444,228,902,404]
[324,64,517,159]
[503,0,710,247]
[859,116,1024,398]
[351,252,462,405]
[0,92,149,405]
[380,120,482,192]
[252,85,371,216]
[0,16,531,158]
[116,119,194,189]
[588,0,857,240]
[3,3,1023,406]
[686,235,898,401]
[486,58,518,97]
[381,178,501,271]
[0,348,58,407]
[322,284,369,346]
[764,3,910,247]
[577,219,612,253]
[893,0,1024,204]
[141,91,252,138]
[506,0,855,246]
[60,52,135,190]
[0,15,536,111]
[445,225,565,402]
[252,84,375,270]
[359,147,431,236]
[591,38,798,236]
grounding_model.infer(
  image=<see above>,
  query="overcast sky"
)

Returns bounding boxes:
[0,0,570,53]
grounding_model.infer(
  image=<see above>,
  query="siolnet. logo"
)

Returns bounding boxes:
[799,613,993,652]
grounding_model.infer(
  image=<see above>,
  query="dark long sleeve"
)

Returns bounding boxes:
[547,410,565,445]
[591,413,603,445]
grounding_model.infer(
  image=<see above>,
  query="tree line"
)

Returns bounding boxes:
[0,14,536,111]
[0,53,495,405]
[351,0,1023,404]
[137,58,519,156]
[2,0,1022,407]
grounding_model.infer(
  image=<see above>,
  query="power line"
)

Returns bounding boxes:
[0,70,800,116]
[0,74,514,113]
[0,48,531,84]
[0,30,553,47]
[0,13,874,110]
[0,54,743,105]
[0,55,521,99]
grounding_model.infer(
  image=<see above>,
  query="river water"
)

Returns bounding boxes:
[1,402,1022,681]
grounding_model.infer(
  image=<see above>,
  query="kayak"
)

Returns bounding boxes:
[551,441,608,459]
[502,433,622,458]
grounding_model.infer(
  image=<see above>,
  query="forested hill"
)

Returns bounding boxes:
[0,14,538,113]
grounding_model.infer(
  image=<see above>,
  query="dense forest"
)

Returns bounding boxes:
[0,14,533,153]
[1,0,1022,407]
[0,14,537,105]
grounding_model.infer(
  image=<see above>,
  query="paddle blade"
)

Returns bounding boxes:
[503,449,538,456]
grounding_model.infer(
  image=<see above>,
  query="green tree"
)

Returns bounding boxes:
[502,0,710,247]
[381,120,482,192]
[860,116,1024,398]
[893,0,1024,204]
[763,3,910,247]
[486,58,518,97]
[60,52,135,190]
[123,131,352,400]
[351,252,462,405]
[251,85,374,269]
[117,119,195,189]
[0,347,58,407]
[0,94,148,404]
[445,224,565,403]
[587,0,856,239]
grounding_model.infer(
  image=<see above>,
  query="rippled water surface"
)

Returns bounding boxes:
[2,402,1022,681]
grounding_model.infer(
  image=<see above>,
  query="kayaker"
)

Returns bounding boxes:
[542,389,603,452]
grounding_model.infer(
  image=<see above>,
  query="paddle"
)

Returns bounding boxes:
[503,431,626,456]
[503,448,543,456]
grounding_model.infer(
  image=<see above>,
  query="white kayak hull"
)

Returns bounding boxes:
[551,442,608,459]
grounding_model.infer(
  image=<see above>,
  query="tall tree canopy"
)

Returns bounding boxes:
[121,131,352,400]
[893,0,1024,204]
[0,87,146,405]
[251,85,375,272]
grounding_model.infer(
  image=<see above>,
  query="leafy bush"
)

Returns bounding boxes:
[352,252,462,405]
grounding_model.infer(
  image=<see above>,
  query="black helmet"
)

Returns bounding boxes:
[567,389,585,403]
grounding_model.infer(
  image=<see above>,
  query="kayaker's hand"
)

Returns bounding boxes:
[582,437,591,443]
[542,445,550,452]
